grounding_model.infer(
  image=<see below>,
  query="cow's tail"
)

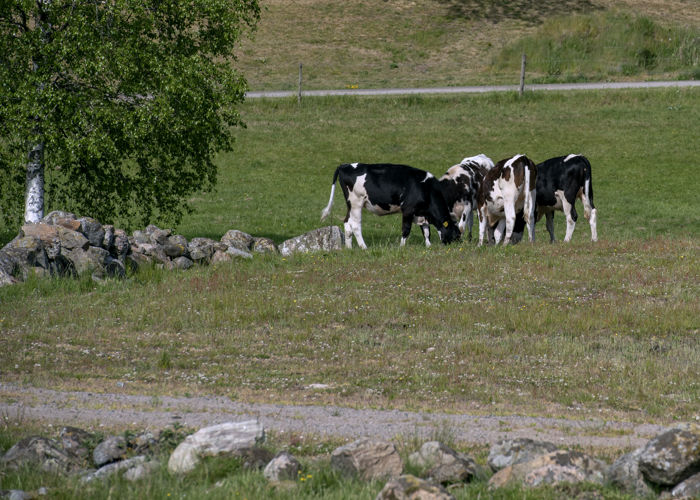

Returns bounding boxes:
[320,166,340,221]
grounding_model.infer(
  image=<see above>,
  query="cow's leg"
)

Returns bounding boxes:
[421,224,431,247]
[525,188,536,243]
[464,202,474,241]
[400,213,414,247]
[502,199,516,245]
[561,196,577,242]
[346,205,367,249]
[578,188,598,242]
[477,207,488,247]
[493,219,505,245]
[545,212,555,242]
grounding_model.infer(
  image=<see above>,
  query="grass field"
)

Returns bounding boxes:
[1,89,698,425]
[235,0,700,90]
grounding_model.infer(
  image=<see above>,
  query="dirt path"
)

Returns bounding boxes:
[0,383,667,450]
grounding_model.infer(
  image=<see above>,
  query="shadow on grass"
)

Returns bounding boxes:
[437,0,601,23]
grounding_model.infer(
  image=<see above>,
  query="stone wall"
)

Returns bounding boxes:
[0,211,344,287]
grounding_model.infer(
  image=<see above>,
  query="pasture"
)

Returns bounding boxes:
[1,88,698,424]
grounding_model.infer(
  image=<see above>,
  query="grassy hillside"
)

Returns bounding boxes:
[235,0,700,90]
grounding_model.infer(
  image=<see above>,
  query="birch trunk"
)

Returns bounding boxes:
[24,143,45,223]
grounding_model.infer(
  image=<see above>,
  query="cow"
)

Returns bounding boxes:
[476,154,537,246]
[534,154,598,242]
[415,154,495,244]
[320,163,461,249]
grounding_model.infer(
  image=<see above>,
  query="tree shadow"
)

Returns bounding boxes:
[436,0,601,23]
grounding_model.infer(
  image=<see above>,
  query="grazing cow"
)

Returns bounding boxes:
[320,163,461,248]
[476,154,537,246]
[415,154,495,243]
[534,154,598,242]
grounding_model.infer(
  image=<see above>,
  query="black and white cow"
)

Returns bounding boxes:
[534,154,598,242]
[320,163,461,248]
[416,154,494,244]
[476,154,537,246]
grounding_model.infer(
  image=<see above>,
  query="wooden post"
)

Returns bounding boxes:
[298,63,303,104]
[519,53,526,96]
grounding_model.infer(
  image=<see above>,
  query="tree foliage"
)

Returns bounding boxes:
[0,0,260,229]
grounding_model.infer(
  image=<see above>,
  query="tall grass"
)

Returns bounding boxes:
[492,11,700,82]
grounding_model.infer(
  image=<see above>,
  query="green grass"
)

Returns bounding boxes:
[1,89,698,423]
[234,0,699,90]
[493,12,700,82]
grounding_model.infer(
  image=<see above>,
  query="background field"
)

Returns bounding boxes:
[235,0,700,90]
[1,88,699,424]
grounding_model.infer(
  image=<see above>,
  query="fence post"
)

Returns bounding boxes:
[519,53,526,96]
[298,63,303,104]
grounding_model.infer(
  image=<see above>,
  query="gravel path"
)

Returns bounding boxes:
[245,80,700,98]
[0,383,666,449]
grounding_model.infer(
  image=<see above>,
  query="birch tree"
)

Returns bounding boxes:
[0,0,260,227]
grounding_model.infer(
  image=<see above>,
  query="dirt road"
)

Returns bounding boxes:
[1,383,668,449]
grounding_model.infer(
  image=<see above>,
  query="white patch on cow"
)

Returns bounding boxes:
[504,154,524,169]
[365,202,401,216]
[564,154,580,162]
[422,172,434,183]
[553,189,565,211]
[351,162,359,168]
[345,174,369,249]
[461,153,495,170]
[560,194,576,242]
[581,179,597,241]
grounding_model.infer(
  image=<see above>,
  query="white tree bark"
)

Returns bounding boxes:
[24,142,45,223]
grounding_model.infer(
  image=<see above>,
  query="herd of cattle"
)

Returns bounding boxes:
[320,154,598,248]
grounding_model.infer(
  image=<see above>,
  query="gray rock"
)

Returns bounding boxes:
[164,235,189,258]
[331,438,403,481]
[252,237,278,254]
[488,450,607,489]
[226,247,253,259]
[63,246,109,276]
[0,250,18,277]
[669,471,700,498]
[168,420,265,474]
[375,474,454,500]
[639,424,700,486]
[172,256,193,270]
[82,456,147,482]
[1,236,48,272]
[20,223,61,259]
[187,237,222,262]
[1,436,82,473]
[102,225,115,250]
[279,226,344,256]
[488,438,559,472]
[149,228,172,246]
[78,216,105,247]
[221,230,254,252]
[112,229,130,258]
[93,435,127,467]
[408,441,477,484]
[132,230,150,245]
[42,210,78,228]
[0,266,16,287]
[59,426,94,460]
[210,250,231,265]
[3,490,33,500]
[124,460,160,482]
[264,451,301,481]
[606,446,654,497]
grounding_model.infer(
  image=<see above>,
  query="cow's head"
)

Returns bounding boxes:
[438,220,461,244]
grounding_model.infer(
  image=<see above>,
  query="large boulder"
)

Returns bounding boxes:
[82,456,148,483]
[0,436,83,473]
[168,420,265,474]
[488,450,607,489]
[59,426,94,460]
[375,474,454,500]
[188,237,224,263]
[42,210,79,230]
[488,438,558,472]
[639,424,700,486]
[331,438,403,481]
[279,226,344,257]
[0,236,49,276]
[164,234,189,258]
[408,441,477,484]
[63,246,109,276]
[606,447,654,497]
[668,471,700,498]
[252,237,278,254]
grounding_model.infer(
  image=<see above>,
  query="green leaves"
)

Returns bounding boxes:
[0,0,260,229]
